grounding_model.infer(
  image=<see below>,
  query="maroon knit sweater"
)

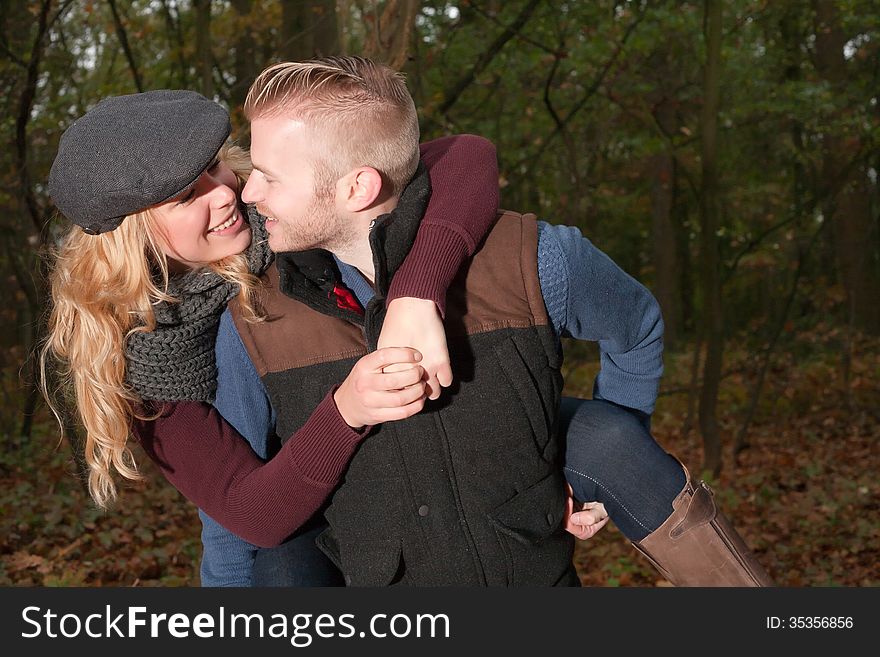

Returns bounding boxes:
[133,135,499,547]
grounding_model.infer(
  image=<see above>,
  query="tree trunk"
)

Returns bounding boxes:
[362,0,419,69]
[7,0,89,490]
[12,0,52,443]
[229,0,257,119]
[644,41,686,351]
[280,0,304,60]
[697,0,724,476]
[683,329,702,440]
[309,0,339,56]
[832,167,880,333]
[107,0,144,92]
[159,0,189,87]
[649,95,683,350]
[2,229,40,441]
[813,0,880,335]
[194,0,213,96]
[733,3,812,456]
[281,0,338,61]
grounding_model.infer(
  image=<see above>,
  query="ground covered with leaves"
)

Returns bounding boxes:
[2,329,877,586]
[568,330,879,587]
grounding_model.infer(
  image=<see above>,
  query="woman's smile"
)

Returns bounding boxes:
[209,206,245,235]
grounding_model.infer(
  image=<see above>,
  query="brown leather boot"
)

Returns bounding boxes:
[632,464,774,586]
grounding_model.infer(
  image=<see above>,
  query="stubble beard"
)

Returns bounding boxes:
[269,192,353,254]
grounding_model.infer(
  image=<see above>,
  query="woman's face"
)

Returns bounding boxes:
[150,159,252,270]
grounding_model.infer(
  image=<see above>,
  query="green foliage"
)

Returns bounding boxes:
[3,0,878,346]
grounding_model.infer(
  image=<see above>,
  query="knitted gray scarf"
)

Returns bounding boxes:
[124,207,273,402]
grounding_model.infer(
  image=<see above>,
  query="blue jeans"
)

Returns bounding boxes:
[560,398,686,542]
[252,397,686,584]
[251,516,344,586]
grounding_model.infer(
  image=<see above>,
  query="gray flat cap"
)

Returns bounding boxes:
[48,90,231,234]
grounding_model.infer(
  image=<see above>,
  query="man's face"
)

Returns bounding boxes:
[243,114,351,254]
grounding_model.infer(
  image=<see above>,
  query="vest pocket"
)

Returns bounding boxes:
[488,470,574,586]
[315,526,342,569]
[321,476,407,586]
[490,470,566,544]
[492,337,552,460]
[316,528,404,586]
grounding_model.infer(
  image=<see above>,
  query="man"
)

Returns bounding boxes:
[204,56,772,586]
[236,57,580,586]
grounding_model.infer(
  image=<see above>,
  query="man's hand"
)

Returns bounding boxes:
[563,484,609,540]
[378,297,453,400]
[334,347,427,429]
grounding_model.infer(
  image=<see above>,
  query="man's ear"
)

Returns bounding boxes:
[341,167,383,212]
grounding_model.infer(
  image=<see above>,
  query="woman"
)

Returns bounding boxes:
[44,90,771,587]
[42,89,500,543]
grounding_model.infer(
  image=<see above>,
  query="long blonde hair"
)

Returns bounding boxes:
[41,142,264,508]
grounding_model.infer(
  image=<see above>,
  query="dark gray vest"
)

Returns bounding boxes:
[231,182,576,586]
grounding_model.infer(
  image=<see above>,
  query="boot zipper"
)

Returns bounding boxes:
[701,482,761,585]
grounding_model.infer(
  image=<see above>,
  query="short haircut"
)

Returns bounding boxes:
[244,56,420,196]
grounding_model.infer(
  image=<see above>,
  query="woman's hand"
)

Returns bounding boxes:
[378,297,452,400]
[334,347,428,429]
[563,484,609,540]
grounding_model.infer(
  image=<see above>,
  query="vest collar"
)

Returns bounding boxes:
[275,162,431,332]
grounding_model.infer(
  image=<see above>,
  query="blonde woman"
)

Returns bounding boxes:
[42,90,502,584]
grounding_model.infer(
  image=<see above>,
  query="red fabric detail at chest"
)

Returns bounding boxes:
[331,283,364,315]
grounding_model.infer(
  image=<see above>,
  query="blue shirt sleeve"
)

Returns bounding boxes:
[536,221,664,422]
[199,308,276,587]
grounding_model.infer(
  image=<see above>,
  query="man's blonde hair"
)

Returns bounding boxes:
[244,56,420,196]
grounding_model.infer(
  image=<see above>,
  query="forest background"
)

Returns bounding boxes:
[1,0,877,587]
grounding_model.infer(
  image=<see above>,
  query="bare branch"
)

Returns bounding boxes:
[0,41,26,68]
[48,0,77,30]
[467,2,557,54]
[2,234,38,310]
[1,0,70,67]
[542,51,563,131]
[725,211,803,276]
[15,0,53,236]
[508,8,645,182]
[553,12,644,135]
[107,0,144,92]
[422,0,543,132]
[734,216,829,454]
[543,29,589,194]
[159,0,189,87]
